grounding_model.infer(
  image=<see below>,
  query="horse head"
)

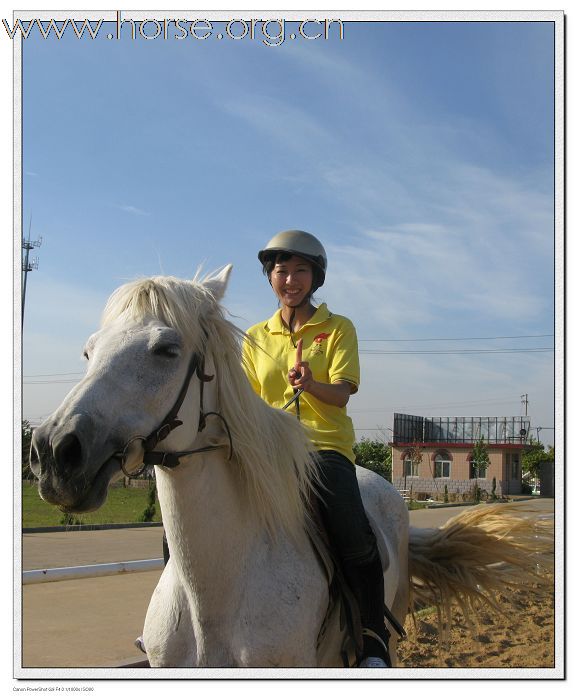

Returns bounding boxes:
[29,266,233,513]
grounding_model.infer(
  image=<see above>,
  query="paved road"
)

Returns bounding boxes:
[19,499,554,671]
[22,526,166,570]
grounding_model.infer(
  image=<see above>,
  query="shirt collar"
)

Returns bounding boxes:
[266,303,331,334]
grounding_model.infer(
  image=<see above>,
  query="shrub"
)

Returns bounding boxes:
[139,482,157,522]
[491,477,497,501]
[22,420,34,480]
[60,513,83,526]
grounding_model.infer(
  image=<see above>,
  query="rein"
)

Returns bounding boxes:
[282,387,304,411]
[115,351,233,477]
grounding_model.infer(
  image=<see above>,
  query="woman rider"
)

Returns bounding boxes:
[242,230,391,669]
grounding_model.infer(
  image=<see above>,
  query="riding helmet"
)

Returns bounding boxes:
[258,230,327,288]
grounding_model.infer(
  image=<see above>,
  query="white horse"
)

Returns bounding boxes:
[30,267,553,668]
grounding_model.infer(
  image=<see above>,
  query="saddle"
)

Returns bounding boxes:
[306,495,404,667]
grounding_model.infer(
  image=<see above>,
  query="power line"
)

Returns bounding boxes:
[358,334,552,342]
[24,379,81,385]
[23,335,554,385]
[354,428,387,431]
[24,372,84,378]
[349,399,522,414]
[359,348,552,355]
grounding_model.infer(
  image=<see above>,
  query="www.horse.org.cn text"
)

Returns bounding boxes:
[2,14,345,46]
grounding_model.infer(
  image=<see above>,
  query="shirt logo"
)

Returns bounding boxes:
[310,332,331,356]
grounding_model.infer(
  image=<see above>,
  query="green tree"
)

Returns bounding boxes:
[522,439,554,479]
[471,438,490,503]
[353,438,392,481]
[22,420,34,480]
[470,437,490,479]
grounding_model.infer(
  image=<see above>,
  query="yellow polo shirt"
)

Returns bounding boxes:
[242,303,360,463]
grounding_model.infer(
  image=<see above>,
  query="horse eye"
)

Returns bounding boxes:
[152,344,180,358]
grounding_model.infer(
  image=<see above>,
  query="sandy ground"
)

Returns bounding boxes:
[21,500,556,671]
[396,581,555,668]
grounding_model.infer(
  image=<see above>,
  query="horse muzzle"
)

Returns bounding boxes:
[30,413,122,512]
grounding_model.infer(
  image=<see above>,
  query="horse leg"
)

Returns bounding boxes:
[143,563,197,667]
[375,499,409,667]
[384,536,409,666]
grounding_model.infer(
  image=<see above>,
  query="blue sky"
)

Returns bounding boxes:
[19,15,557,443]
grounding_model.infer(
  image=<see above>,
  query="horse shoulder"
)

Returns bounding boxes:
[228,531,328,666]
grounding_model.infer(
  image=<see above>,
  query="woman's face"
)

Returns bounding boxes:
[270,255,314,308]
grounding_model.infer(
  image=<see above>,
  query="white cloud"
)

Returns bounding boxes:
[22,277,110,421]
[117,204,151,216]
[222,95,331,152]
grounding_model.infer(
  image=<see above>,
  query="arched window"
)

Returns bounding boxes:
[401,450,418,477]
[434,450,452,478]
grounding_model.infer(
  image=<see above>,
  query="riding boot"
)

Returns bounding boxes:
[342,552,391,666]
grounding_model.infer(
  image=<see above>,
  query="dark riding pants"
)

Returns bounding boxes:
[314,450,378,565]
[314,451,389,659]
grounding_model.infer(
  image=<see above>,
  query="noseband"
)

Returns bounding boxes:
[115,352,233,477]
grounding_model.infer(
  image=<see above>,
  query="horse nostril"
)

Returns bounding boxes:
[54,433,83,474]
[29,443,41,477]
[30,430,51,478]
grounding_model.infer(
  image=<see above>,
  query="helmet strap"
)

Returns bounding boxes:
[288,307,296,334]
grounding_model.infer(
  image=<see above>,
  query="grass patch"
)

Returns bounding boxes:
[407,500,427,510]
[21,482,162,528]
[413,605,437,618]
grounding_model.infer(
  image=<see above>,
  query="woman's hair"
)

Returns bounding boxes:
[261,252,324,294]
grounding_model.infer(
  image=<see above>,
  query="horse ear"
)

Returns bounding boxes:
[203,264,233,301]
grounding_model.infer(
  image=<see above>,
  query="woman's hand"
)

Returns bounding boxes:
[288,340,352,408]
[288,340,315,392]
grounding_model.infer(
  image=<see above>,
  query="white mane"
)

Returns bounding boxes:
[101,272,319,540]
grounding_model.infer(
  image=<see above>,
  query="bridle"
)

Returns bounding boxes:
[114,351,233,477]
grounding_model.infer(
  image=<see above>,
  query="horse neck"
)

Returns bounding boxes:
[155,451,256,583]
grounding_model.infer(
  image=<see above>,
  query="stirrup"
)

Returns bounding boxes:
[359,656,388,668]
[360,627,391,668]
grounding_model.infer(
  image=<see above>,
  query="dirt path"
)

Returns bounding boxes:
[397,583,555,668]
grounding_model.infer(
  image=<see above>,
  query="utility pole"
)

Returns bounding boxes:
[521,393,529,417]
[22,216,42,328]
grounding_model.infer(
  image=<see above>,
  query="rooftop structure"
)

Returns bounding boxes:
[392,413,530,446]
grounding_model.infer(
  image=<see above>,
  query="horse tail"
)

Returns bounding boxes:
[407,504,553,641]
